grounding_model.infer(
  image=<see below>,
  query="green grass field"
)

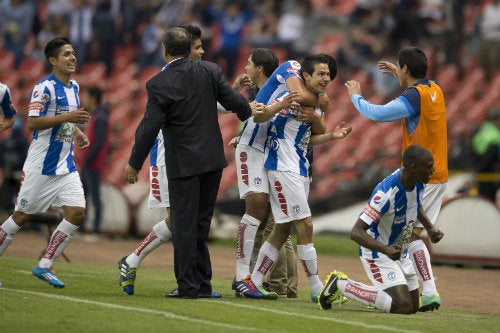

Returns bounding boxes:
[1,254,498,333]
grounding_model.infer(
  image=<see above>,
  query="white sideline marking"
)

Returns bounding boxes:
[0,287,271,333]
[217,301,422,333]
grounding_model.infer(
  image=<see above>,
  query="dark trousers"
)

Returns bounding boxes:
[81,168,102,234]
[168,169,222,297]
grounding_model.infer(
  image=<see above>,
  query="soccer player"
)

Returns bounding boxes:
[0,37,91,288]
[232,51,332,299]
[345,46,448,311]
[318,145,444,314]
[234,54,352,299]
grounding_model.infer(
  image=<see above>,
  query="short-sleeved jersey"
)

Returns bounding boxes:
[264,91,321,176]
[400,79,448,183]
[149,131,166,167]
[23,74,80,175]
[238,60,302,152]
[358,168,424,259]
[0,82,17,117]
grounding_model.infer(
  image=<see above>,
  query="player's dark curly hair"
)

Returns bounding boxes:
[178,24,202,41]
[300,53,337,81]
[44,37,71,62]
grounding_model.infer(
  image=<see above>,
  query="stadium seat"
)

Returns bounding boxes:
[18,58,47,82]
[138,65,162,86]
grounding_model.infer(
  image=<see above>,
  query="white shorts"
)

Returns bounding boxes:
[15,171,85,214]
[235,144,269,199]
[360,255,419,292]
[148,165,169,209]
[267,170,310,224]
[417,182,447,227]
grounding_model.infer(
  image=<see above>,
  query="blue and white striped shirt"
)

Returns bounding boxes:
[23,74,80,175]
[358,168,424,259]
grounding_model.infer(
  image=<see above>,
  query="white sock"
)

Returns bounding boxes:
[251,241,278,286]
[297,244,323,295]
[39,219,78,268]
[0,216,21,256]
[236,214,261,280]
[338,279,392,313]
[408,239,437,295]
[127,220,171,268]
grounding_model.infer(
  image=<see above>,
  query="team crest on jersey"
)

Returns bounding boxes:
[387,271,396,281]
[267,139,279,151]
[253,177,262,187]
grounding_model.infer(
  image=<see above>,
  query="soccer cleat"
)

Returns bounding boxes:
[318,270,348,310]
[231,278,242,297]
[118,256,136,295]
[419,292,441,312]
[257,285,279,300]
[311,291,347,305]
[233,275,278,299]
[32,266,65,288]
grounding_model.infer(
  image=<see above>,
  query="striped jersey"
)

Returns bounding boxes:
[149,131,165,167]
[358,168,424,259]
[0,82,17,117]
[264,91,321,176]
[23,74,80,175]
[238,60,302,152]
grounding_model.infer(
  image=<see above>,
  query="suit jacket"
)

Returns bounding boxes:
[129,58,252,179]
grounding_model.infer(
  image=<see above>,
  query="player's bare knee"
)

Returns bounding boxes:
[64,208,86,225]
[391,298,416,314]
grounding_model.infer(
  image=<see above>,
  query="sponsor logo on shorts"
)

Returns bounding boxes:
[367,259,383,283]
[293,205,300,214]
[274,180,288,215]
[150,166,161,202]
[239,152,249,186]
[387,271,396,281]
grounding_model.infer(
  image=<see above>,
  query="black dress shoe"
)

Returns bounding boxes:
[165,288,197,299]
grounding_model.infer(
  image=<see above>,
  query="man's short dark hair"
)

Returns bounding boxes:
[249,48,279,78]
[398,46,427,79]
[162,27,192,57]
[402,145,432,168]
[178,24,202,41]
[300,53,337,80]
[44,37,71,62]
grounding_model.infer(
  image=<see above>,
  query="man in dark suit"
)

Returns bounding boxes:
[125,27,254,298]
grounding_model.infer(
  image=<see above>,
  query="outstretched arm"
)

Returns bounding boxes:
[309,121,352,146]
